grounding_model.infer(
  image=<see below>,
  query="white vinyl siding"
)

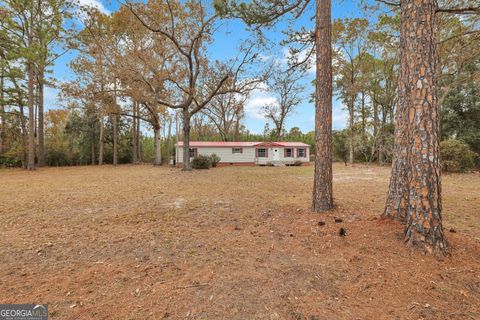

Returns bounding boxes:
[177,146,257,163]
[176,145,309,164]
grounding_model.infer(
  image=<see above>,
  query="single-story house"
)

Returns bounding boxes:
[175,141,310,166]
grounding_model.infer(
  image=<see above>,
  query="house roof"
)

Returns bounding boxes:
[176,141,310,148]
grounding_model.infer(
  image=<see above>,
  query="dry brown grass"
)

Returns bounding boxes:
[0,163,479,319]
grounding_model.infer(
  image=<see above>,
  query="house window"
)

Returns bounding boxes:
[284,148,293,157]
[189,148,197,158]
[297,148,306,157]
[232,147,243,154]
[256,148,267,158]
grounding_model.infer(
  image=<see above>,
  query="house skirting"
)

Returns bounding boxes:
[175,161,310,168]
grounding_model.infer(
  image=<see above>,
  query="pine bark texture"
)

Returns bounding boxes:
[27,31,35,171]
[348,97,355,165]
[312,0,333,212]
[385,0,447,254]
[167,117,172,165]
[153,125,162,166]
[91,128,96,165]
[113,114,118,165]
[182,110,192,171]
[37,70,45,166]
[0,72,4,155]
[98,117,104,165]
[19,105,28,168]
[132,103,138,164]
[113,84,118,166]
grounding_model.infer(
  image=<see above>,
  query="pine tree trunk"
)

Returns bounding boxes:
[153,125,162,166]
[37,69,45,166]
[182,109,192,171]
[175,111,180,164]
[404,0,446,253]
[385,0,446,254]
[0,72,4,155]
[112,82,118,166]
[348,98,354,165]
[312,0,333,212]
[132,103,138,164]
[19,105,28,168]
[112,114,118,165]
[384,6,411,222]
[167,116,172,165]
[378,109,387,165]
[360,92,366,152]
[27,33,35,171]
[98,116,104,165]
[91,132,96,166]
[373,99,379,163]
[137,107,141,162]
[384,101,409,221]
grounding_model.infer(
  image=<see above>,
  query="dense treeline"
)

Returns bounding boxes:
[1,1,478,171]
[0,0,263,169]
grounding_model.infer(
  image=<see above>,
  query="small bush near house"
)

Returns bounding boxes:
[265,162,274,166]
[294,160,303,166]
[440,139,477,172]
[192,155,211,169]
[209,154,221,167]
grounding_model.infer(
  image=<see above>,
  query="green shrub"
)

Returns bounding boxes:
[191,155,211,169]
[209,153,221,167]
[294,160,303,166]
[45,147,71,166]
[332,130,349,165]
[0,145,24,167]
[440,139,476,172]
[0,155,22,167]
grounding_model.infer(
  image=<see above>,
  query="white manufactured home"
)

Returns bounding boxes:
[175,141,310,166]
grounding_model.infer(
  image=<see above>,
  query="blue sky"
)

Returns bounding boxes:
[48,0,370,135]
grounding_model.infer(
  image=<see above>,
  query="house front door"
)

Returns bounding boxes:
[272,148,280,161]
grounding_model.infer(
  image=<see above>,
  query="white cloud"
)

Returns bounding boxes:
[44,87,61,111]
[306,101,349,130]
[332,102,349,129]
[244,84,277,120]
[77,0,110,15]
[245,96,277,120]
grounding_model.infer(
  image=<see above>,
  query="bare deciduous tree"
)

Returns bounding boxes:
[262,67,304,140]
[127,0,261,170]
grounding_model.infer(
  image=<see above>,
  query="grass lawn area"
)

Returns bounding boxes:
[0,163,479,319]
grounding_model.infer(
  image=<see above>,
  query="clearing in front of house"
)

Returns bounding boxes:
[0,164,479,319]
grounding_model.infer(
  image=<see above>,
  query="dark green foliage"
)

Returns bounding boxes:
[332,130,349,165]
[0,155,22,167]
[45,147,73,167]
[440,140,477,172]
[209,153,221,167]
[441,63,480,155]
[191,155,211,169]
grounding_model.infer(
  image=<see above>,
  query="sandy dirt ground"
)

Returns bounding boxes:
[0,163,479,319]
